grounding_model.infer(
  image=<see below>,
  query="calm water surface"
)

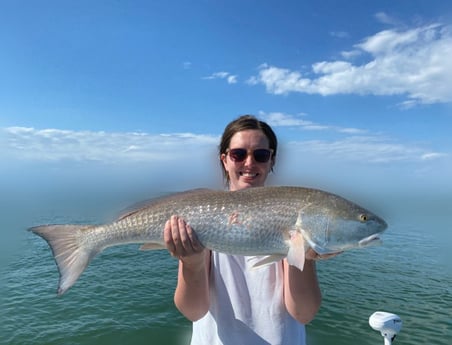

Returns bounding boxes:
[1,190,451,345]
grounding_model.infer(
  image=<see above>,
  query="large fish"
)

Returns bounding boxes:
[30,186,387,295]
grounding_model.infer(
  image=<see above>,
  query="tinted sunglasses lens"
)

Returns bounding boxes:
[253,149,271,163]
[229,149,247,162]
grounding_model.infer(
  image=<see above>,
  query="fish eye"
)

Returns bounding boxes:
[359,214,368,222]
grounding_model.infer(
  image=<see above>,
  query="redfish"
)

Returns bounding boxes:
[30,186,387,295]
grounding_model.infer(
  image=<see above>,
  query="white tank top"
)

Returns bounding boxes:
[190,252,306,345]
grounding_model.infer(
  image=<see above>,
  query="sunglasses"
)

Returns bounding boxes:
[226,148,273,163]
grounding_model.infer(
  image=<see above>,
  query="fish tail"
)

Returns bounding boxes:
[29,224,99,296]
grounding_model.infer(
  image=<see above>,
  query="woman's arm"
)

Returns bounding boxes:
[283,249,322,324]
[164,215,210,321]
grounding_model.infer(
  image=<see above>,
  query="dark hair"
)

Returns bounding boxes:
[219,115,278,184]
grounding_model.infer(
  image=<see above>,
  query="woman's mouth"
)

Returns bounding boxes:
[240,172,259,178]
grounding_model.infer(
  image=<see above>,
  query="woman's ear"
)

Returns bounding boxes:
[220,153,227,167]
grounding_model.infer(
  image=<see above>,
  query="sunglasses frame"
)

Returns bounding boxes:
[226,148,274,163]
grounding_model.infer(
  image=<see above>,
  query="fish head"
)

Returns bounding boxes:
[299,193,388,255]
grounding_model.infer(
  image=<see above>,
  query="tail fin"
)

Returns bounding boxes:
[29,224,99,296]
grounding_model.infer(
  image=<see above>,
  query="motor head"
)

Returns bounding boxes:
[369,311,402,342]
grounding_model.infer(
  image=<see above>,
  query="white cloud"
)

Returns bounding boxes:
[287,136,446,164]
[374,12,400,26]
[259,112,313,127]
[209,72,229,79]
[203,71,238,84]
[2,125,449,195]
[249,24,452,104]
[1,126,446,170]
[336,127,367,135]
[227,75,238,84]
[258,111,367,134]
[421,152,448,160]
[340,50,361,59]
[1,127,219,164]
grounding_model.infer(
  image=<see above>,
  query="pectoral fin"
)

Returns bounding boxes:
[286,231,306,271]
[139,243,166,251]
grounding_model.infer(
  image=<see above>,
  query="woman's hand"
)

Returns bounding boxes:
[163,215,205,264]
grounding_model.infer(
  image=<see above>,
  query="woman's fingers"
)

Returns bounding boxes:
[164,219,176,254]
[164,215,204,258]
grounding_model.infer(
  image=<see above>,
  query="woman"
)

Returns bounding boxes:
[164,115,326,345]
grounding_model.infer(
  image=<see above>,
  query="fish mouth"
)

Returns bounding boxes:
[358,234,382,247]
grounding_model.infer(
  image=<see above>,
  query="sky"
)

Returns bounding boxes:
[1,0,451,204]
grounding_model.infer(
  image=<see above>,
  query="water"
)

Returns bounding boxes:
[1,188,451,345]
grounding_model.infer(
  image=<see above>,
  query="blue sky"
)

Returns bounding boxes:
[1,0,451,200]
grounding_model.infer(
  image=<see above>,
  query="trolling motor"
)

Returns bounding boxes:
[369,311,402,345]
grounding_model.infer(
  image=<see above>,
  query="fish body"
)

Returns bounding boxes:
[30,186,387,295]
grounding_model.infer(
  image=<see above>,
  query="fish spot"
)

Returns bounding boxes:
[228,211,241,226]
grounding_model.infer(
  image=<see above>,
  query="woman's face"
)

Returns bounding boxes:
[221,129,274,191]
